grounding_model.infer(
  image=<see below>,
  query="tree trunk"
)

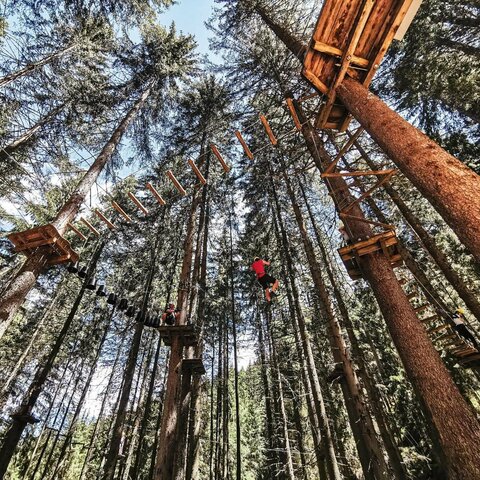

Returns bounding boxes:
[337,77,480,261]
[154,190,202,479]
[349,134,480,321]
[0,241,103,478]
[266,309,296,480]
[0,45,76,88]
[300,181,408,480]
[281,167,389,480]
[0,83,153,336]
[269,175,340,480]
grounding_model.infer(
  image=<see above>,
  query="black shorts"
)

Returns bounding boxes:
[258,274,276,289]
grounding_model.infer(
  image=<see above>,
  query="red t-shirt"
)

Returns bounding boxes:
[252,259,266,278]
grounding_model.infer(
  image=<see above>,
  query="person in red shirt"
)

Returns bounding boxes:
[251,257,279,302]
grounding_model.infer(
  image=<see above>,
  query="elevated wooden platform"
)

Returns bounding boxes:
[157,325,197,347]
[8,224,79,265]
[303,0,420,130]
[338,230,402,280]
[181,358,206,375]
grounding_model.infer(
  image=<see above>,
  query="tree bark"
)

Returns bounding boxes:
[0,45,77,88]
[0,241,103,478]
[337,77,480,261]
[154,190,202,479]
[0,83,153,336]
[349,134,480,321]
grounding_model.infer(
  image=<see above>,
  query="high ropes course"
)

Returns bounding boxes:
[1,1,480,479]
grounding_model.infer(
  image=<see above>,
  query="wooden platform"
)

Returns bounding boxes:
[181,358,206,375]
[338,230,402,280]
[8,224,79,265]
[303,0,420,130]
[157,325,198,347]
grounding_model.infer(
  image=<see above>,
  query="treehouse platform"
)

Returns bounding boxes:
[303,0,421,130]
[7,224,79,265]
[338,230,402,280]
[181,358,206,375]
[157,324,198,347]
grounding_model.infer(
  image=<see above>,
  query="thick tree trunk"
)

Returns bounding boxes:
[349,134,480,321]
[337,77,480,261]
[282,168,389,480]
[154,190,202,479]
[300,182,408,480]
[0,45,76,88]
[0,84,153,336]
[0,242,103,478]
[269,176,340,480]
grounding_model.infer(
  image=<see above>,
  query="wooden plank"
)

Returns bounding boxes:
[428,324,449,334]
[15,236,57,252]
[339,212,395,231]
[259,114,277,145]
[128,192,149,215]
[286,98,302,131]
[210,145,231,173]
[323,126,365,175]
[112,201,133,222]
[322,169,396,178]
[146,182,166,206]
[188,159,207,185]
[421,315,438,324]
[94,209,116,230]
[80,217,100,237]
[235,131,254,159]
[317,0,375,128]
[311,40,369,67]
[67,223,87,241]
[166,170,187,196]
[302,68,330,95]
[394,0,423,41]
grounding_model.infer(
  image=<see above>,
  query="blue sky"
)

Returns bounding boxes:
[161,0,217,56]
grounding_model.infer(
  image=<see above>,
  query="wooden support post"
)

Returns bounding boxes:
[111,201,132,222]
[188,159,207,185]
[234,131,254,159]
[210,145,231,173]
[128,192,149,215]
[166,170,187,196]
[259,114,278,145]
[286,98,302,131]
[80,218,100,237]
[67,223,87,241]
[146,182,167,206]
[94,209,116,230]
[323,126,365,175]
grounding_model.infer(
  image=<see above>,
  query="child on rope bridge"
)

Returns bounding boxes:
[251,257,279,302]
[162,303,181,326]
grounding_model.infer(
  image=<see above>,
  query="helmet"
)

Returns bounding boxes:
[168,303,175,308]
[253,257,260,262]
[456,308,465,315]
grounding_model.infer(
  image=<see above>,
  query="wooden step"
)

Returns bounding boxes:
[181,358,206,375]
[427,324,449,335]
[157,325,197,347]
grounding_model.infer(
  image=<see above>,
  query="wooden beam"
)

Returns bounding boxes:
[112,201,133,222]
[322,169,396,178]
[311,40,369,68]
[210,145,231,173]
[317,0,375,128]
[188,159,207,185]
[259,114,277,145]
[166,170,187,196]
[302,68,329,94]
[128,192,149,215]
[286,98,302,131]
[94,209,116,230]
[146,182,166,206]
[235,130,254,159]
[67,223,87,241]
[323,126,365,175]
[80,217,100,237]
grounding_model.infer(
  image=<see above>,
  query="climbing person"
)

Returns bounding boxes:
[251,257,279,302]
[338,220,351,246]
[451,308,479,350]
[162,303,181,326]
